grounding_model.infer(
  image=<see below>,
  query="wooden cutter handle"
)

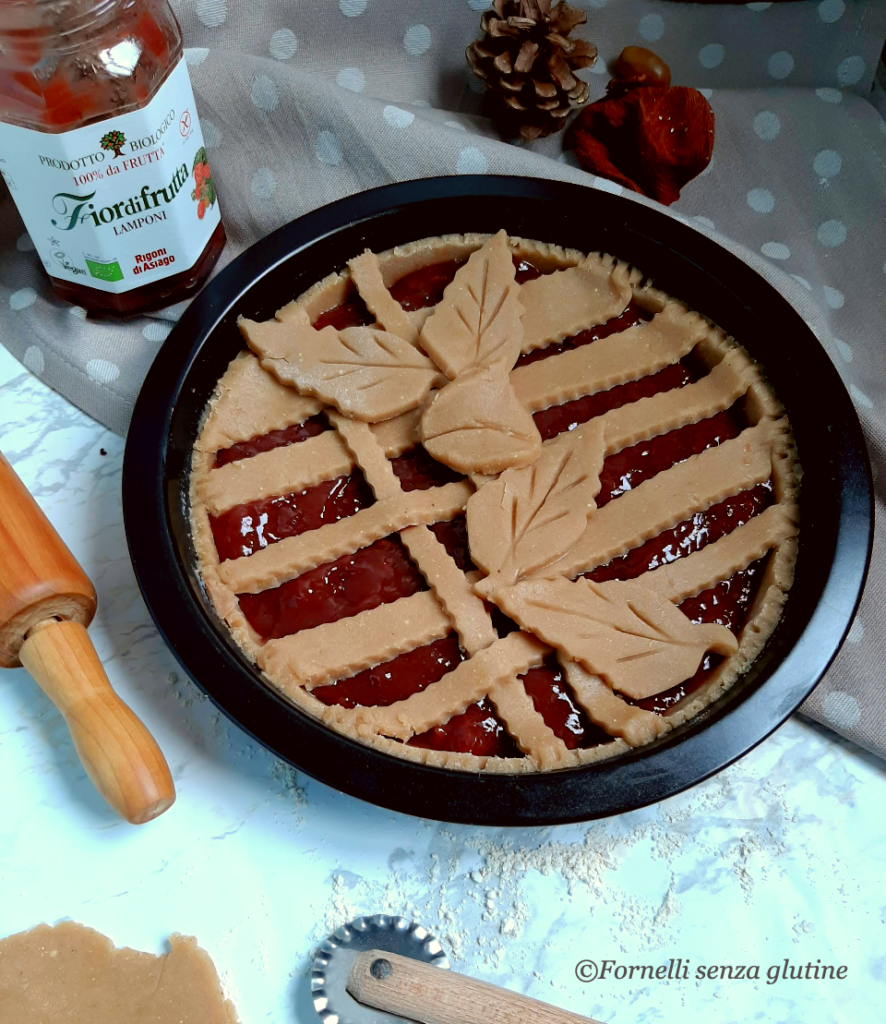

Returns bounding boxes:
[19,621,175,824]
[348,949,607,1024]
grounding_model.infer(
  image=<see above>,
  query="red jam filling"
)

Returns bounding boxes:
[534,362,692,442]
[391,446,465,491]
[408,698,521,757]
[521,656,611,748]
[390,258,466,310]
[314,634,465,708]
[597,405,744,507]
[514,259,544,284]
[517,300,650,369]
[210,471,374,562]
[632,558,768,713]
[238,536,427,640]
[214,415,328,468]
[429,514,475,572]
[208,254,776,757]
[313,291,374,330]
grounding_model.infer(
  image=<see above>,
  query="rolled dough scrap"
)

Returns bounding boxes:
[0,921,239,1024]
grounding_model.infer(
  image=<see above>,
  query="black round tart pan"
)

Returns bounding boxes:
[123,176,872,825]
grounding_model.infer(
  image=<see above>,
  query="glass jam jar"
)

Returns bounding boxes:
[0,0,225,315]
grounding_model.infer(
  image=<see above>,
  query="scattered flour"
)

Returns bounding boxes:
[308,748,810,989]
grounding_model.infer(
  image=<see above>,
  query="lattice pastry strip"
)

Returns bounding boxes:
[511,301,708,411]
[518,253,634,354]
[328,411,497,656]
[332,632,548,741]
[258,591,451,693]
[348,251,422,347]
[635,504,796,603]
[561,660,671,747]
[197,430,352,517]
[597,349,753,456]
[539,420,784,581]
[370,407,426,459]
[195,351,324,456]
[398,527,498,656]
[486,670,577,770]
[218,481,471,594]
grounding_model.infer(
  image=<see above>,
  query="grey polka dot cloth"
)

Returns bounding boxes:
[2,0,885,759]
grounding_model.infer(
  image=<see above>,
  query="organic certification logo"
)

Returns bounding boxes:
[84,254,124,282]
[99,128,127,158]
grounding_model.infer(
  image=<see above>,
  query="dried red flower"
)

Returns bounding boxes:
[570,50,714,206]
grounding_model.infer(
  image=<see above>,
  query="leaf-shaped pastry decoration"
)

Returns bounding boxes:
[468,419,605,593]
[238,312,440,423]
[493,577,738,700]
[419,229,524,380]
[421,363,542,475]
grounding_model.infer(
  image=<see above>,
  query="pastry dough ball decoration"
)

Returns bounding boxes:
[192,231,799,772]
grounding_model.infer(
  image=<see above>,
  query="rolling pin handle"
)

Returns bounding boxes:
[19,620,175,824]
[1,451,175,823]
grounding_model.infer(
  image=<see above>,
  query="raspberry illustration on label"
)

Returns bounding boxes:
[191,148,216,220]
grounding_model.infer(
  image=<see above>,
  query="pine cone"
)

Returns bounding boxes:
[467,0,597,141]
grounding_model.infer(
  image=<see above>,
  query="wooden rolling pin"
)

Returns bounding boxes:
[0,451,175,824]
[349,949,606,1024]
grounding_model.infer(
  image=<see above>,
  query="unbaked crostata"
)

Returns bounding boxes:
[189,231,799,773]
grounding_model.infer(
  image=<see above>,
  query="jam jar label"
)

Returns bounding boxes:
[0,59,220,294]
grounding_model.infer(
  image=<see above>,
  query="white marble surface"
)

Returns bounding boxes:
[1,343,884,1024]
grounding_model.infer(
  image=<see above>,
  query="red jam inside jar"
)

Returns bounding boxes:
[0,0,225,315]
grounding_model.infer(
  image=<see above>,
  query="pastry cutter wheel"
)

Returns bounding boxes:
[312,915,607,1024]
